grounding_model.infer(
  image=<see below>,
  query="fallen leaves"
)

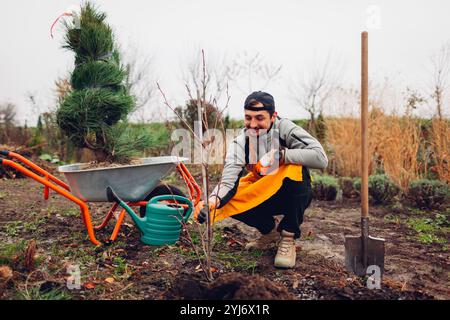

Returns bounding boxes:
[195,264,219,274]
[104,277,115,284]
[0,266,13,282]
[210,267,219,273]
[83,282,96,289]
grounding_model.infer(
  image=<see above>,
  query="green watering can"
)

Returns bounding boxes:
[106,186,193,246]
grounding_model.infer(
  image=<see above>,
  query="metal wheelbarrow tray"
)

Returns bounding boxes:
[0,151,201,246]
[59,156,188,202]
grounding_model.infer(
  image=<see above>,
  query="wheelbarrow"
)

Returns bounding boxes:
[0,150,201,246]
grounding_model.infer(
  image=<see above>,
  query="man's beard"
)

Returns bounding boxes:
[246,120,274,136]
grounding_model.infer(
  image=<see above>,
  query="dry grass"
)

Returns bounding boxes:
[375,112,421,192]
[324,109,381,178]
[430,118,450,183]
[325,117,362,177]
[325,108,423,192]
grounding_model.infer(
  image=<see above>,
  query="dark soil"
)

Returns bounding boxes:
[167,272,295,300]
[80,158,144,170]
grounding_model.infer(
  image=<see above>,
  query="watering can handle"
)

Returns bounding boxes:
[106,186,121,203]
[149,195,193,222]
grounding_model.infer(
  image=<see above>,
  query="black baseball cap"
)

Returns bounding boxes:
[244,91,275,111]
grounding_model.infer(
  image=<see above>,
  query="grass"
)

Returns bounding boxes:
[213,250,263,272]
[66,246,97,266]
[416,234,447,245]
[61,208,81,217]
[4,216,47,236]
[23,217,47,233]
[325,111,422,191]
[112,256,129,277]
[4,221,22,236]
[0,240,27,265]
[384,214,402,225]
[407,213,449,245]
[16,286,72,300]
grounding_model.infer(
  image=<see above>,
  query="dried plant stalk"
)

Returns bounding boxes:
[430,118,450,183]
[376,113,421,192]
[325,108,422,193]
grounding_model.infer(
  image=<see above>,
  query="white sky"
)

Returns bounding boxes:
[1,0,450,125]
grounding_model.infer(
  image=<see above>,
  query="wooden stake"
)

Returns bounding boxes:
[361,31,369,219]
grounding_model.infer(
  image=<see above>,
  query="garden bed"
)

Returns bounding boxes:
[0,164,448,300]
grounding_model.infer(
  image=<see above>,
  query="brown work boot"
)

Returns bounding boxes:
[274,230,296,268]
[245,219,280,250]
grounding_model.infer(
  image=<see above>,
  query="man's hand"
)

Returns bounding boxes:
[194,197,220,224]
[255,149,285,175]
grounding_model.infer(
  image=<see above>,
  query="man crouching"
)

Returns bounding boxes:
[195,91,328,269]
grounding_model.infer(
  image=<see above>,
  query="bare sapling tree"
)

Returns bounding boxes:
[157,49,230,281]
[182,49,237,107]
[232,51,282,93]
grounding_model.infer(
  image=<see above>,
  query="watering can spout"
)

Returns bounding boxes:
[106,186,146,231]
[125,208,146,232]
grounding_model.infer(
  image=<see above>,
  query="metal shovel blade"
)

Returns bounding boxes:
[345,235,385,276]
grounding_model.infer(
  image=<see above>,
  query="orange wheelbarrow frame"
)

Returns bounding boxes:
[0,150,201,246]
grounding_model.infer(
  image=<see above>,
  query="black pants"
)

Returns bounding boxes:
[232,167,313,239]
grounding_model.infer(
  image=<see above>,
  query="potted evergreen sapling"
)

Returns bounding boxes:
[54,3,187,202]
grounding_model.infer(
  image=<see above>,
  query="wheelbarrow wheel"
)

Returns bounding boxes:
[139,184,187,217]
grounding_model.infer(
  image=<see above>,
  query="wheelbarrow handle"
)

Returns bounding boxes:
[149,195,193,222]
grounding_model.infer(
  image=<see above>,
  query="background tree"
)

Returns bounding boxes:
[123,44,157,123]
[175,99,219,131]
[0,103,17,144]
[428,42,450,119]
[289,53,342,136]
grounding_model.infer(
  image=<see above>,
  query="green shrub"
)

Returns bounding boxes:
[312,174,338,201]
[368,174,400,205]
[407,179,450,210]
[353,177,361,198]
[339,177,359,198]
[352,175,399,205]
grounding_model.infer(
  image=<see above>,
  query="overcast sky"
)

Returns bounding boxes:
[1,0,449,125]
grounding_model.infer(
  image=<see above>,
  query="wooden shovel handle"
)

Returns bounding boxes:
[361,31,369,219]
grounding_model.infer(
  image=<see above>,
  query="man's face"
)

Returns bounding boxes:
[244,102,277,136]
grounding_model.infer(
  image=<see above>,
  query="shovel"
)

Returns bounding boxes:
[345,32,385,277]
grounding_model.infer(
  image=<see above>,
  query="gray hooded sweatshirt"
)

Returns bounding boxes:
[210,117,328,208]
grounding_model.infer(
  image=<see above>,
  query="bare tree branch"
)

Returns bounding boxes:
[232,51,282,93]
[289,52,343,125]
[428,42,450,119]
[123,44,157,123]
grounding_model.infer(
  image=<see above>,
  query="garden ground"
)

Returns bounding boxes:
[0,164,448,300]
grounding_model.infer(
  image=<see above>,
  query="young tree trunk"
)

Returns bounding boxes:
[76,148,97,163]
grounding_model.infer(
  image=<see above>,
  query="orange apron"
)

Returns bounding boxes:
[210,164,306,223]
